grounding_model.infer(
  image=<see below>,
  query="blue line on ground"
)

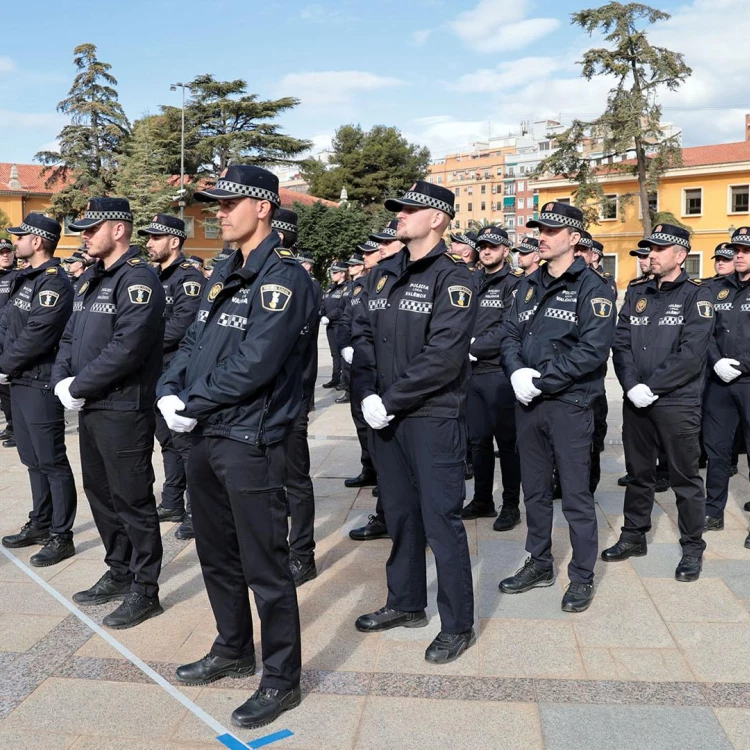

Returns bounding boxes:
[217,733,252,750]
[248,729,295,748]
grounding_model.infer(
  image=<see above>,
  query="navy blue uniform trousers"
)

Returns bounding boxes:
[286,398,316,563]
[154,410,192,514]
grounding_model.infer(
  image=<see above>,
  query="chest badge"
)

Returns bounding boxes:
[717,289,730,301]
[376,276,387,294]
[354,286,362,296]
[591,297,613,318]
[128,285,152,305]
[448,285,472,308]
[525,288,534,304]
[77,281,89,296]
[635,298,647,313]
[39,290,60,308]
[183,281,202,297]
[208,282,223,302]
[261,284,292,311]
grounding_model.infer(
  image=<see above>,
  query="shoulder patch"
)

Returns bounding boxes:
[46,266,58,275]
[591,297,613,318]
[448,285,472,308]
[445,252,465,264]
[260,283,292,311]
[128,285,152,304]
[697,300,714,318]
[183,280,202,297]
[127,258,142,266]
[39,289,60,307]
[689,278,702,286]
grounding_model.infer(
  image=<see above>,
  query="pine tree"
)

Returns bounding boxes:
[36,43,131,220]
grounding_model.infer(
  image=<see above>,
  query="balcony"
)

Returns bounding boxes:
[503,196,516,209]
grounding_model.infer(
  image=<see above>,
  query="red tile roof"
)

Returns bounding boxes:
[0,163,60,194]
[680,141,750,167]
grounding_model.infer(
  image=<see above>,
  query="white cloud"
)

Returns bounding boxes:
[278,71,406,107]
[412,28,434,46]
[444,57,557,93]
[0,110,66,131]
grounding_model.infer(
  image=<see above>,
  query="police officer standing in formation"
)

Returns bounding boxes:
[606,224,713,581]
[461,225,523,531]
[348,220,403,542]
[0,238,17,448]
[499,202,616,613]
[63,249,92,284]
[515,236,541,276]
[320,263,347,389]
[157,165,315,728]
[450,230,479,271]
[0,215,77,566]
[140,214,204,540]
[703,228,750,545]
[51,198,166,628]
[334,251,366,406]
[708,242,735,282]
[352,181,477,663]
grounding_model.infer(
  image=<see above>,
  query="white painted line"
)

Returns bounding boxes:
[0,545,245,747]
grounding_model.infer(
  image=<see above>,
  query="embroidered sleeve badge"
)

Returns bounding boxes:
[128,285,152,305]
[183,281,202,297]
[39,290,60,307]
[448,285,472,308]
[261,284,292,311]
[591,297,613,318]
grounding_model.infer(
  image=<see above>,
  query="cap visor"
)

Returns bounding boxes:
[384,197,427,213]
[728,241,750,250]
[67,218,105,231]
[516,248,535,254]
[369,232,391,241]
[136,228,159,236]
[194,187,239,203]
[629,250,650,257]
[4,225,29,236]
[637,237,674,248]
[526,218,566,229]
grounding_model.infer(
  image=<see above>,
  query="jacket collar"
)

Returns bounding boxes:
[479,263,512,287]
[388,239,448,276]
[16,256,62,280]
[528,255,588,290]
[645,269,690,293]
[224,231,281,285]
[159,254,188,278]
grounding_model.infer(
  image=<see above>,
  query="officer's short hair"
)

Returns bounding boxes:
[40,236,58,254]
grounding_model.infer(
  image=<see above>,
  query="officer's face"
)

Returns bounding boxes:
[733,247,750,276]
[538,226,580,261]
[331,271,345,284]
[714,257,734,276]
[67,260,85,277]
[0,249,14,269]
[396,206,444,243]
[648,244,686,278]
[637,256,650,274]
[478,242,507,271]
[363,252,379,270]
[216,197,272,244]
[379,239,402,259]
[517,251,540,271]
[12,233,38,260]
[574,246,595,267]
[146,234,179,264]
[349,263,364,277]
[82,221,123,259]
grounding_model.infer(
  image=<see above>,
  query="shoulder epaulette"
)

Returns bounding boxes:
[591,267,609,282]
[628,276,649,286]
[275,248,297,262]
[512,268,524,276]
[445,252,465,264]
[127,258,142,266]
[46,267,58,275]
[180,262,193,269]
[689,278,702,286]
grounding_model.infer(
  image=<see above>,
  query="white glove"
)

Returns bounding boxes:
[321,316,330,326]
[469,337,477,362]
[627,384,659,409]
[54,377,86,411]
[157,395,198,433]
[714,358,742,383]
[362,394,394,430]
[510,368,542,406]
[0,373,9,385]
[341,346,354,365]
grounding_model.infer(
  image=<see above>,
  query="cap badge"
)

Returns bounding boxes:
[741,228,748,235]
[545,203,554,212]
[655,225,663,232]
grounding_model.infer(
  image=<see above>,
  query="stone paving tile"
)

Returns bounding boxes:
[579,647,695,682]
[628,543,685,578]
[0,613,67,653]
[0,729,78,749]
[714,708,750,750]
[70,738,219,749]
[643,577,750,623]
[535,679,707,706]
[704,683,750,708]
[669,622,750,683]
[539,704,732,750]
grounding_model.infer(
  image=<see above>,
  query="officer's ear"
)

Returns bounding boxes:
[256,200,274,223]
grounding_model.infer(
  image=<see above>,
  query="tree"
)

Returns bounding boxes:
[114,116,177,230]
[36,43,131,220]
[0,208,10,239]
[535,2,691,233]
[301,125,431,206]
[158,75,311,181]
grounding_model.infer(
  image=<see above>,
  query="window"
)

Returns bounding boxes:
[518,198,525,209]
[183,217,195,238]
[484,170,490,179]
[496,167,502,176]
[467,187,473,195]
[455,203,461,213]
[62,216,78,236]
[454,220,460,228]
[683,188,702,216]
[204,218,221,239]
[601,255,617,279]
[428,176,433,184]
[685,252,702,278]
[467,203,473,211]
[481,185,486,194]
[518,180,525,192]
[600,194,618,221]
[639,192,658,219]
[436,175,442,184]
[505,216,516,229]
[556,197,571,205]
[480,202,486,211]
[455,187,460,196]
[506,167,515,177]
[505,183,516,196]
[539,141,550,151]
[730,184,749,214]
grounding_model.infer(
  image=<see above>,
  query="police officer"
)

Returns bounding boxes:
[139,214,204,540]
[499,202,616,613]
[515,237,541,276]
[450,230,479,271]
[606,224,713,581]
[352,181,477,664]
[707,243,735,282]
[335,252,366,405]
[320,263,347,389]
[0,238,17,447]
[703,228,750,545]
[63,249,92,283]
[348,221,403,541]
[0,215,77,565]
[157,165,315,729]
[461,226,523,531]
[51,198,166,628]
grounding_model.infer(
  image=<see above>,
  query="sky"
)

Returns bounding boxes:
[1,0,748,166]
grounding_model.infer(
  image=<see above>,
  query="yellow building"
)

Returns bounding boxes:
[533,141,750,289]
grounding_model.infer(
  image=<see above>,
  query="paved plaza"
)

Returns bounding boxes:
[3,337,750,749]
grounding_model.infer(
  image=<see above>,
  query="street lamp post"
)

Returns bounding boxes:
[170,82,188,220]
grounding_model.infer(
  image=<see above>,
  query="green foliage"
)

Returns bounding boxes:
[302,124,430,205]
[35,43,131,220]
[294,201,394,282]
[0,208,10,238]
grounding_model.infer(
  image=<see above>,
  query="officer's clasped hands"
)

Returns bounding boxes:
[626,383,659,409]
[510,368,542,405]
[361,394,394,430]
[157,395,198,433]
[0,373,8,385]
[320,316,330,326]
[714,358,742,383]
[54,376,86,411]
[341,346,354,365]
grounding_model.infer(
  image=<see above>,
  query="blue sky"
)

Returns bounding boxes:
[1,0,747,165]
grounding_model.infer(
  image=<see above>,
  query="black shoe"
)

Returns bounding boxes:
[372,485,379,497]
[499,557,555,594]
[231,686,301,730]
[355,606,428,632]
[156,504,185,523]
[745,532,750,550]
[334,392,351,404]
[730,465,739,477]
[699,456,708,469]
[460,499,496,520]
[745,501,750,513]
[349,515,389,541]
[290,556,317,587]
[493,506,521,532]
[344,470,377,488]
[601,539,647,562]
[0,428,12,440]
[675,555,702,582]
[2,436,16,448]
[72,571,132,605]
[425,629,476,664]
[175,514,195,540]
[176,652,256,686]
[494,449,501,458]
[321,380,337,389]
[553,482,562,500]
[655,476,670,493]
[561,582,594,612]
[335,383,347,391]
[102,591,163,629]
[617,473,633,487]
[704,515,724,532]
[1,520,51,549]
[464,461,474,480]
[29,535,75,567]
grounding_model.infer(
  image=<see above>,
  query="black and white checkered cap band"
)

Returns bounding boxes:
[214,179,280,206]
[360,241,380,251]
[452,234,477,250]
[400,192,454,217]
[144,222,186,238]
[518,241,538,253]
[477,233,512,248]
[577,236,593,249]
[82,211,134,223]
[16,222,58,242]
[730,234,750,247]
[376,227,397,237]
[271,220,298,234]
[647,232,690,249]
[537,212,585,232]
